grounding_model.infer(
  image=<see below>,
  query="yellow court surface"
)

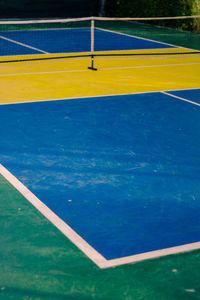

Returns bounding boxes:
[1,50,200,104]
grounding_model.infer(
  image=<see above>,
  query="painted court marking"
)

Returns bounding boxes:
[0,62,199,77]
[0,69,89,77]
[0,89,200,268]
[1,162,200,269]
[0,87,199,106]
[161,91,200,106]
[96,54,200,60]
[98,62,200,71]
[0,163,107,269]
[0,35,49,54]
[96,27,179,49]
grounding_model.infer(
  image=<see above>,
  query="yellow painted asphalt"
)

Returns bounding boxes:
[0,50,200,103]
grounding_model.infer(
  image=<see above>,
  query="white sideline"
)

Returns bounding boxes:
[0,35,49,54]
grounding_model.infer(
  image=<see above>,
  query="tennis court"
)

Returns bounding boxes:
[0,16,200,299]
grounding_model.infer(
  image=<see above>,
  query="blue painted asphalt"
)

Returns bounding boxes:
[0,90,200,260]
[167,88,200,104]
[0,28,175,56]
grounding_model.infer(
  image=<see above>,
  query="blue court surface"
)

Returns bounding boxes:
[0,28,175,56]
[0,89,200,262]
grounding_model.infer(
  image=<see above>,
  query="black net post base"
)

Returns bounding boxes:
[88,55,97,70]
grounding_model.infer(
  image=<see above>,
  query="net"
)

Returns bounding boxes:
[0,15,200,68]
[0,17,92,63]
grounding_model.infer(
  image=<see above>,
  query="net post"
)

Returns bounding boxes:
[88,17,97,71]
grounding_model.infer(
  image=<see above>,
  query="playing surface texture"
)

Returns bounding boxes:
[0,21,200,299]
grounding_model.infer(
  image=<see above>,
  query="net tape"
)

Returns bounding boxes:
[0,15,200,25]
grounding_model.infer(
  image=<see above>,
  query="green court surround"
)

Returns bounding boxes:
[0,175,200,300]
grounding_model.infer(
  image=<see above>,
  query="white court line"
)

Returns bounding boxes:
[0,61,199,77]
[1,140,200,269]
[103,242,200,268]
[95,26,200,56]
[96,54,200,60]
[98,62,200,71]
[0,90,163,105]
[96,27,180,49]
[0,90,159,105]
[0,163,107,269]
[0,69,89,76]
[95,25,200,53]
[162,91,200,106]
[0,35,49,54]
[0,87,200,106]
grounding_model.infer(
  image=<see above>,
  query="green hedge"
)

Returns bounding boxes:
[104,0,200,33]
